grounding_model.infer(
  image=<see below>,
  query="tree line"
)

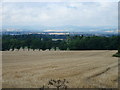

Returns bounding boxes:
[2,34,119,51]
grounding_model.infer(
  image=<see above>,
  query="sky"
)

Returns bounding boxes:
[2,1,118,31]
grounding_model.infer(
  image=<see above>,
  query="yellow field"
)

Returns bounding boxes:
[2,50,118,88]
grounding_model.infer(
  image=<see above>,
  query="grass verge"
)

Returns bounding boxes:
[113,52,120,57]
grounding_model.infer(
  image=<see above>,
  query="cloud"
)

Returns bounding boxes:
[2,2,118,28]
[3,0,119,2]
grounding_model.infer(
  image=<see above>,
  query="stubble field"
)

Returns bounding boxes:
[2,50,118,88]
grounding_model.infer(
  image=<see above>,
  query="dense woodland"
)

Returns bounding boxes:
[2,34,120,51]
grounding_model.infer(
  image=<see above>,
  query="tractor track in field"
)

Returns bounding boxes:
[86,63,118,80]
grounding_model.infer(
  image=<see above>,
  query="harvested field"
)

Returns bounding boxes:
[2,50,118,88]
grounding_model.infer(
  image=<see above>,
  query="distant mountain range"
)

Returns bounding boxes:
[2,25,118,34]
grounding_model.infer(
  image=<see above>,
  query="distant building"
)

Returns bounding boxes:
[52,39,64,41]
